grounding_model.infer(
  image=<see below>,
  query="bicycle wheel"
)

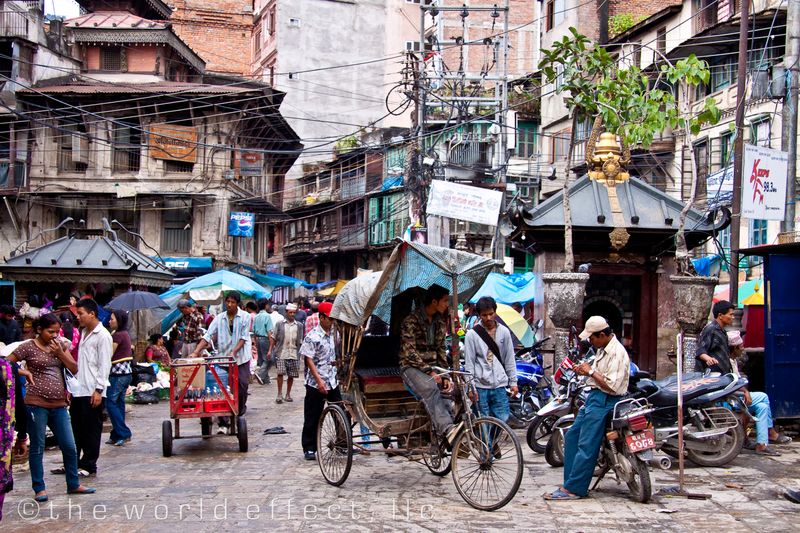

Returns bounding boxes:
[317,404,353,486]
[451,417,523,511]
[422,431,452,476]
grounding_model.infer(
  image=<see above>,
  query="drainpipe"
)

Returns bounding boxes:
[598,0,609,45]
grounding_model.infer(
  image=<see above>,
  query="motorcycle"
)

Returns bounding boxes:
[592,398,655,503]
[507,332,554,428]
[629,370,748,467]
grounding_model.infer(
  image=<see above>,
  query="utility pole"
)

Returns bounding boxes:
[781,0,799,234]
[730,0,750,307]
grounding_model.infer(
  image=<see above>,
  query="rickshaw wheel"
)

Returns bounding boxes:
[450,417,523,511]
[422,432,452,476]
[317,404,353,486]
[162,421,173,457]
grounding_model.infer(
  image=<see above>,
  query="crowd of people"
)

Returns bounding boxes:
[0,286,798,519]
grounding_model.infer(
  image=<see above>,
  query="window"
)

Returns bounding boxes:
[750,219,768,246]
[100,47,122,71]
[341,202,364,227]
[546,0,565,31]
[720,132,734,167]
[164,160,194,173]
[57,121,88,173]
[552,131,570,163]
[750,118,771,147]
[718,226,731,271]
[268,7,276,36]
[693,140,709,199]
[0,122,9,158]
[161,200,192,254]
[516,121,538,158]
[112,121,141,172]
[710,58,736,92]
[268,64,275,87]
[18,45,33,80]
[254,28,262,56]
[656,27,667,56]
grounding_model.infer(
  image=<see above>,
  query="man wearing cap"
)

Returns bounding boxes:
[545,316,630,500]
[694,300,735,375]
[176,299,205,357]
[272,303,303,403]
[300,301,339,460]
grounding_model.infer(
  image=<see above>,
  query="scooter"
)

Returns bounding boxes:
[507,330,554,428]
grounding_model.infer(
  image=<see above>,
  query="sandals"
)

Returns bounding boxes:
[284,395,293,402]
[755,446,781,456]
[68,486,96,495]
[770,435,792,445]
[275,395,283,404]
[543,488,581,501]
[50,466,66,475]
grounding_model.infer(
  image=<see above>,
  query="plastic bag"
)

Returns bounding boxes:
[132,389,160,404]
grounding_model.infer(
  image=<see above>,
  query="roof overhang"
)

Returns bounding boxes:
[738,242,800,256]
[71,28,206,72]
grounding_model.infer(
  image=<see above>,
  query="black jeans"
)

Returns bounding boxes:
[69,396,103,474]
[301,384,342,453]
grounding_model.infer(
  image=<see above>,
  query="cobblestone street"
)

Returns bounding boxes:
[3,380,799,532]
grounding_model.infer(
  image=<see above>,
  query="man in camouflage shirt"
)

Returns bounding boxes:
[400,284,459,446]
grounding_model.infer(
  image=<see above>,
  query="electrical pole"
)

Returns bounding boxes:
[730,0,750,307]
[781,0,799,234]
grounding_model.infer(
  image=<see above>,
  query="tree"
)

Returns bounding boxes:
[539,28,720,273]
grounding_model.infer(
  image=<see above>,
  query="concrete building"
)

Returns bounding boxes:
[251,0,420,203]
[1,0,301,297]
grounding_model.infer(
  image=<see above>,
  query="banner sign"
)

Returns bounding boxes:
[228,212,255,237]
[426,180,503,226]
[237,150,264,177]
[706,164,733,210]
[148,123,198,163]
[154,256,213,274]
[742,144,788,221]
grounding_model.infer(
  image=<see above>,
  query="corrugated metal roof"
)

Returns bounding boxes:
[19,82,256,95]
[66,11,169,30]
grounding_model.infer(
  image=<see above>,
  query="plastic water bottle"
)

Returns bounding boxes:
[205,387,211,401]
[186,386,193,401]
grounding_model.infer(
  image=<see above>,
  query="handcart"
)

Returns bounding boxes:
[319,241,524,511]
[161,356,248,456]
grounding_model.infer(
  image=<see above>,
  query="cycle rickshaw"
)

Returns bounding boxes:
[317,241,524,511]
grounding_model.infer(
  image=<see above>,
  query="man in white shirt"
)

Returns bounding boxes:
[192,291,253,416]
[71,298,113,476]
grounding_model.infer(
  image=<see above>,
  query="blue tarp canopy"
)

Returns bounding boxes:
[230,264,309,289]
[692,255,722,277]
[469,272,536,305]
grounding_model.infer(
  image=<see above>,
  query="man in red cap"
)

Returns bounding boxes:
[300,301,340,461]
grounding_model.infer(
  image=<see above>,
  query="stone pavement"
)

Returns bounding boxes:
[3,379,799,532]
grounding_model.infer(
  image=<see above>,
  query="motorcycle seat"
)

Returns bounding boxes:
[647,374,735,406]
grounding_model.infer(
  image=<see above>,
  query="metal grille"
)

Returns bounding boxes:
[112,123,141,172]
[101,48,122,71]
[703,406,739,430]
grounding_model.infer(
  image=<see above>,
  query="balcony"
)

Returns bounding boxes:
[339,170,366,200]
[0,160,26,191]
[283,227,339,257]
[0,11,30,40]
[340,223,365,249]
[448,134,491,169]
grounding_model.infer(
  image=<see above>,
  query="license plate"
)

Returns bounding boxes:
[625,429,656,453]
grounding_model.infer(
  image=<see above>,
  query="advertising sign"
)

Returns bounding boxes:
[426,180,503,226]
[706,164,733,210]
[228,212,255,238]
[148,123,198,163]
[741,144,788,221]
[237,150,264,177]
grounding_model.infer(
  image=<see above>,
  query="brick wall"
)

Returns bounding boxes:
[168,0,253,76]
[608,0,682,20]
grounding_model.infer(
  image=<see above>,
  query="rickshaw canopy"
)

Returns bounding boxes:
[331,240,499,327]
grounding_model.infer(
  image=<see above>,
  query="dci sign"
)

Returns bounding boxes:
[426,180,503,226]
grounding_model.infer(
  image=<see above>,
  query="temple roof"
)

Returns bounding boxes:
[510,175,730,254]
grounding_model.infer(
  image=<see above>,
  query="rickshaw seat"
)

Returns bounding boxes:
[355,367,420,418]
[355,367,406,394]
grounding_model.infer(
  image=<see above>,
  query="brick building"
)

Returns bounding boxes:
[168,0,254,76]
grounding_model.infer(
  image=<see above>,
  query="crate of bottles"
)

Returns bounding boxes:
[174,400,203,415]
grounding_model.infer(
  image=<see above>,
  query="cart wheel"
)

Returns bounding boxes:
[317,404,352,486]
[162,420,173,457]
[237,417,248,452]
[422,431,452,476]
[201,418,212,437]
[451,416,523,511]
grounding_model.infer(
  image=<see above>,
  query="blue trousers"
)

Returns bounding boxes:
[748,391,773,445]
[107,374,133,441]
[476,387,510,422]
[27,405,80,492]
[563,389,619,497]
